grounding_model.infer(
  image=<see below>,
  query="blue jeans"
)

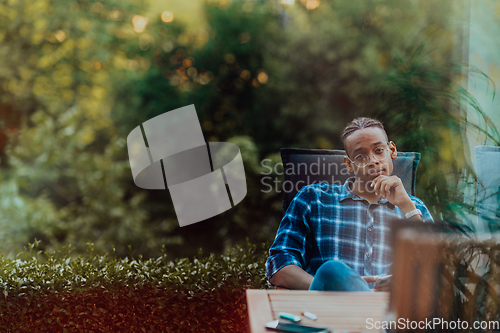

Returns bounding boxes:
[309,260,372,291]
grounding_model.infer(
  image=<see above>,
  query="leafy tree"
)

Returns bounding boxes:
[111,1,286,258]
[0,0,494,258]
[377,38,499,226]
[0,0,157,257]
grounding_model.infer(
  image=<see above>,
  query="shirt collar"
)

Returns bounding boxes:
[340,177,395,209]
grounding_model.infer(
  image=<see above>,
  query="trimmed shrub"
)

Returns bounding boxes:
[0,240,270,332]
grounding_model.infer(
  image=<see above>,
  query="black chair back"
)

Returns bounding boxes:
[280,148,421,213]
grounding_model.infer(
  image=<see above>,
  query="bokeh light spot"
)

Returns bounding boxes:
[132,15,148,33]
[187,67,197,77]
[203,121,213,131]
[180,81,193,92]
[239,70,251,81]
[176,67,186,75]
[126,59,138,70]
[198,71,214,85]
[161,11,174,23]
[238,32,251,44]
[54,30,67,42]
[109,9,123,21]
[306,0,320,10]
[242,2,253,12]
[92,61,102,70]
[257,71,269,84]
[218,0,229,7]
[224,53,236,64]
[139,34,153,50]
[183,58,194,68]
[162,41,173,53]
[90,2,103,14]
[169,75,181,86]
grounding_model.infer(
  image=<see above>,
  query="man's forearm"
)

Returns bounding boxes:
[398,201,423,221]
[269,265,314,290]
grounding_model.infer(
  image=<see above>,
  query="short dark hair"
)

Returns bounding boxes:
[341,117,387,150]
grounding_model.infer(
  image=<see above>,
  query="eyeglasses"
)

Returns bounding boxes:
[346,142,392,168]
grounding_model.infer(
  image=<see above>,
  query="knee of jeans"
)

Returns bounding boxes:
[315,260,350,279]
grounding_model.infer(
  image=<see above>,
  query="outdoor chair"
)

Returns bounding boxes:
[280,148,421,213]
[475,145,500,233]
[388,219,455,330]
[388,219,500,332]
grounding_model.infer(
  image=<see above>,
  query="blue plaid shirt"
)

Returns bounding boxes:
[266,177,433,283]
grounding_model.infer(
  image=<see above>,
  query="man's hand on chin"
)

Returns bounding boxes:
[370,175,415,213]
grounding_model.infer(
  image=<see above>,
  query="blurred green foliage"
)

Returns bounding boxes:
[0,0,497,258]
[0,0,156,257]
[378,39,499,226]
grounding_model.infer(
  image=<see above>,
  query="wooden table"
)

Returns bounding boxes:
[246,290,389,333]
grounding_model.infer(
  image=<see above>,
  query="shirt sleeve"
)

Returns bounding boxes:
[265,186,315,284]
[411,196,434,223]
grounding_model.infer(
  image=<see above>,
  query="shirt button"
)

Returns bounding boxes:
[368,228,372,232]
[366,253,370,258]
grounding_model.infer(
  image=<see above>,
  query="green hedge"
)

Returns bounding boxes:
[0,240,270,332]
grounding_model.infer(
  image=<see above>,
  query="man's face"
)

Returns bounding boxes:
[343,127,397,184]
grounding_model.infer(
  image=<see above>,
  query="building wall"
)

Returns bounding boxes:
[467,0,500,232]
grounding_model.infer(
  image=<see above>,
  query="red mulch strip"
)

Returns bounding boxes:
[0,284,249,332]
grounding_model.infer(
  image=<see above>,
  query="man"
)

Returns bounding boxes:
[266,117,433,291]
